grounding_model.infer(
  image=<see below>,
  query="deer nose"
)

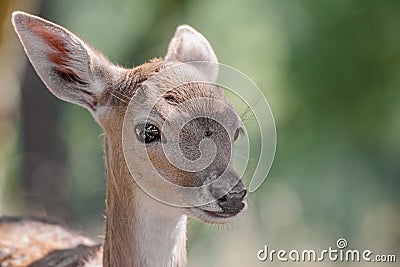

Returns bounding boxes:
[217,186,247,213]
[210,179,247,213]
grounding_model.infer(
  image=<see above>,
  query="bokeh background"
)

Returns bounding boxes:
[0,0,399,266]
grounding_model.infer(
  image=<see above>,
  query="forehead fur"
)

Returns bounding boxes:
[102,58,163,107]
[153,83,235,124]
[104,60,230,113]
[162,82,226,106]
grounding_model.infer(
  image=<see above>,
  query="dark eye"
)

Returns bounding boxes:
[135,123,161,143]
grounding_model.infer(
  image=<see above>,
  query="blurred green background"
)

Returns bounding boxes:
[0,0,399,266]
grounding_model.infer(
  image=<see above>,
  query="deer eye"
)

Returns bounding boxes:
[135,123,161,143]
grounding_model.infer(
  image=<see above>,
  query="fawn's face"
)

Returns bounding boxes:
[12,12,247,223]
[126,72,247,223]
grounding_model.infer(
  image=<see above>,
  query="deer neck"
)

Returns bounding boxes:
[102,134,187,267]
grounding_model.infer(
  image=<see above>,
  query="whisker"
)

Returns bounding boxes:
[109,92,130,104]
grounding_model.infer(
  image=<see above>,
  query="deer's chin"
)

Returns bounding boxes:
[188,207,243,224]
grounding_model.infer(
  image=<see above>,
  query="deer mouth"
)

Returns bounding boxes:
[201,209,240,218]
[189,204,246,224]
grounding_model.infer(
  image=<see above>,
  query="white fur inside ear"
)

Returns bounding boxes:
[166,25,218,64]
[165,25,219,82]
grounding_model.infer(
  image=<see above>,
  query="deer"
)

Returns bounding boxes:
[0,11,248,267]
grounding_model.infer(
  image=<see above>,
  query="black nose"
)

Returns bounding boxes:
[216,183,247,213]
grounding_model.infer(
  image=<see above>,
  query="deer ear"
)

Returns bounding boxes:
[165,25,219,82]
[11,11,114,112]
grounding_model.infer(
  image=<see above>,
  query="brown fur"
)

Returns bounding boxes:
[29,244,102,267]
[0,217,96,267]
[102,59,162,107]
